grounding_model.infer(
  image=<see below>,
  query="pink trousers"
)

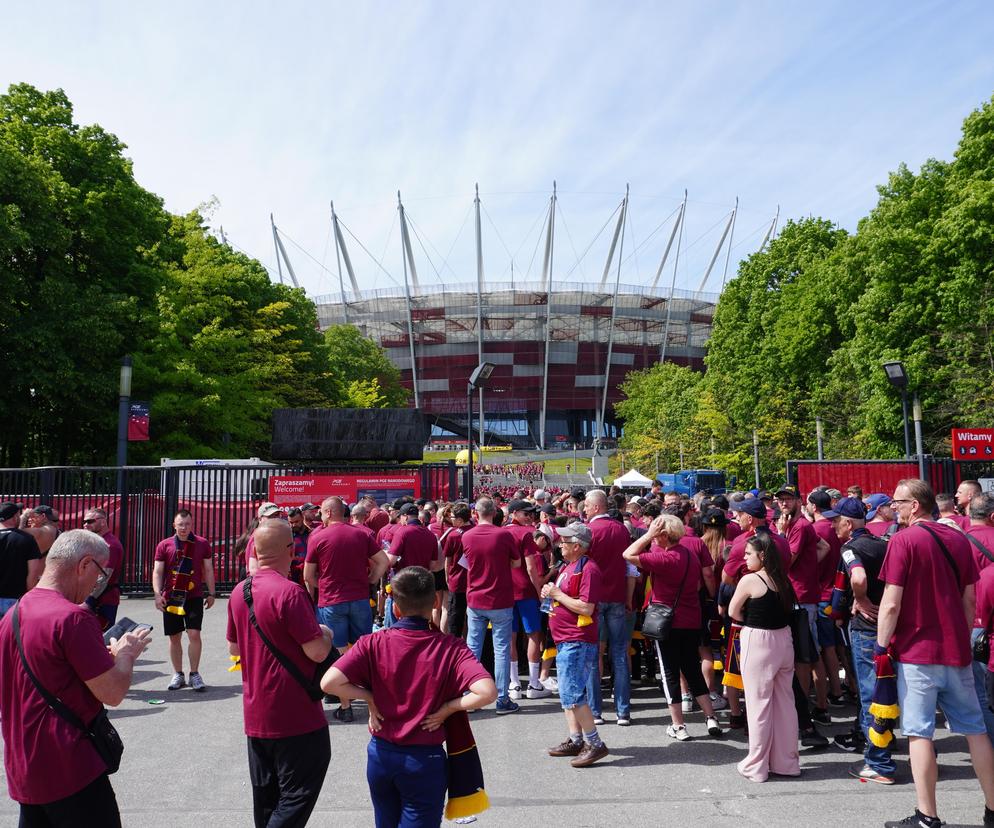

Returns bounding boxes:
[737,625,800,782]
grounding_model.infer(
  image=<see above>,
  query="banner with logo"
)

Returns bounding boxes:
[268,473,421,508]
[951,428,994,458]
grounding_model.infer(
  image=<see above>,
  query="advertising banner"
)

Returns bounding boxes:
[951,428,994,459]
[268,473,421,508]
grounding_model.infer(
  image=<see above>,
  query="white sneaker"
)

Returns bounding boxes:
[526,684,552,699]
[167,672,185,691]
[666,724,692,742]
[540,676,559,692]
[709,691,728,711]
[508,684,522,700]
[681,693,694,713]
[189,672,207,693]
[706,716,722,737]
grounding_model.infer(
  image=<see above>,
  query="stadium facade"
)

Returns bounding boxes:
[301,188,772,449]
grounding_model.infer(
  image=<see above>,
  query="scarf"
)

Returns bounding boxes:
[721,623,744,690]
[391,617,489,820]
[868,644,899,747]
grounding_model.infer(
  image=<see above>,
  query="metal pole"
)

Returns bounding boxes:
[679,442,685,470]
[660,191,687,364]
[753,429,761,489]
[116,356,132,467]
[597,186,628,443]
[900,389,911,459]
[538,183,557,450]
[270,214,283,284]
[816,416,824,461]
[466,386,473,500]
[913,393,926,480]
[573,443,578,474]
[710,436,716,468]
[474,185,486,453]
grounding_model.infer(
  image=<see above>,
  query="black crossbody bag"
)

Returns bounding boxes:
[243,577,340,702]
[964,533,994,663]
[642,552,691,641]
[12,604,124,774]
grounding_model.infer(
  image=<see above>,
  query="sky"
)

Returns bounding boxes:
[3,1,994,300]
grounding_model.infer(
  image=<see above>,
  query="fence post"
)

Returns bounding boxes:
[447,460,457,501]
[163,465,179,537]
[40,467,56,505]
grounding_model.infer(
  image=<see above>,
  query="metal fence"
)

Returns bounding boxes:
[0,462,458,595]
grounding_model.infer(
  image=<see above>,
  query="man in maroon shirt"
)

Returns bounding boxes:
[0,529,150,826]
[228,521,334,827]
[83,508,125,628]
[807,490,846,717]
[878,480,994,828]
[583,489,633,726]
[938,492,971,531]
[957,480,984,521]
[362,495,390,536]
[966,492,994,743]
[304,496,389,722]
[323,566,497,826]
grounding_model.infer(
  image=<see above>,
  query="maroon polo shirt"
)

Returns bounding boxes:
[639,543,703,629]
[154,533,212,598]
[461,523,520,610]
[99,530,125,607]
[305,522,379,607]
[389,521,439,572]
[812,518,842,602]
[549,557,599,644]
[505,521,542,601]
[587,514,630,604]
[780,516,821,604]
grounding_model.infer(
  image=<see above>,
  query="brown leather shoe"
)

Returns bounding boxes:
[548,739,583,757]
[570,741,609,767]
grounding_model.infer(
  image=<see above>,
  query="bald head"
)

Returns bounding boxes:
[253,521,293,574]
[321,496,347,524]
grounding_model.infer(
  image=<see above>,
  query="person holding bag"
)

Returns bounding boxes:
[624,514,722,742]
[728,532,801,782]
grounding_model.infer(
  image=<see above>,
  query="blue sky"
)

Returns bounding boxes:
[3,2,993,298]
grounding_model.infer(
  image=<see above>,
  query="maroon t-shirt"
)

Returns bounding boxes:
[99,530,125,607]
[974,566,994,671]
[812,518,842,601]
[966,524,994,572]
[640,543,703,629]
[725,522,742,543]
[681,534,713,589]
[0,588,115,804]
[880,521,979,667]
[722,525,791,583]
[866,521,893,537]
[945,513,971,532]
[461,523,521,610]
[366,509,389,535]
[781,517,821,604]
[226,569,327,738]
[441,527,467,593]
[154,534,212,598]
[334,624,491,745]
[587,515,630,604]
[305,522,379,606]
[505,522,541,602]
[389,521,439,572]
[376,522,399,549]
[548,557,599,644]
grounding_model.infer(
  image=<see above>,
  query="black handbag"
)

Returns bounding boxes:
[12,604,124,774]
[789,604,818,664]
[243,578,340,702]
[642,552,691,641]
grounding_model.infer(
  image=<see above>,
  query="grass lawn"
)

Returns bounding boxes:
[422,451,591,475]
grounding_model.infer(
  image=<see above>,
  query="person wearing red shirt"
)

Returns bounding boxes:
[878,480,994,828]
[153,510,215,693]
[462,498,522,715]
[807,490,846,717]
[82,508,125,628]
[505,500,550,700]
[322,567,497,827]
[938,492,972,531]
[300,503,321,531]
[304,496,389,723]
[956,480,983,523]
[966,492,994,743]
[865,494,897,537]
[440,504,472,637]
[0,530,150,826]
[383,504,443,630]
[583,489,633,726]
[362,496,390,536]
[227,521,334,827]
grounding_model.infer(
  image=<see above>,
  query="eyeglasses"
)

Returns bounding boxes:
[90,557,109,582]
[82,518,97,525]
[889,499,913,506]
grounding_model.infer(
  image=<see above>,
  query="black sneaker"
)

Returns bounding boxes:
[985,805,994,827]
[883,810,942,827]
[811,707,831,725]
[827,693,847,708]
[800,727,829,748]
[833,731,866,752]
[334,706,355,723]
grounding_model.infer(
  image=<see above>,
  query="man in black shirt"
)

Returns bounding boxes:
[0,502,43,618]
[827,496,895,784]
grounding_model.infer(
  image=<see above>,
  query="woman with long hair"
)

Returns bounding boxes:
[728,531,800,782]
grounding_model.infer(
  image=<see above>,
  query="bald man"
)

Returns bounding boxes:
[228,521,334,827]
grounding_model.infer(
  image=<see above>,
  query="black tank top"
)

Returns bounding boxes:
[742,577,789,630]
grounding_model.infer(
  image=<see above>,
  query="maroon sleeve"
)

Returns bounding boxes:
[305,529,322,564]
[578,560,599,603]
[154,539,169,562]
[334,635,372,688]
[283,587,323,645]
[447,639,492,692]
[365,531,379,559]
[226,597,238,643]
[62,610,115,682]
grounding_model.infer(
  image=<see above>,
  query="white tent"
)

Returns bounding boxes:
[613,468,654,488]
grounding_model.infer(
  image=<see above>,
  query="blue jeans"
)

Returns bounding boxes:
[383,596,395,628]
[0,598,16,619]
[366,737,446,828]
[318,598,373,646]
[585,602,631,718]
[556,641,598,709]
[466,606,513,704]
[971,627,994,744]
[849,626,896,775]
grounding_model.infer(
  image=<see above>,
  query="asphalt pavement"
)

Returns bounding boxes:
[1,597,991,827]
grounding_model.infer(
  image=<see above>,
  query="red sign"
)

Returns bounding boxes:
[951,428,994,459]
[268,473,421,508]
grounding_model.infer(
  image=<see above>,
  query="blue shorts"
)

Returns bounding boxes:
[512,598,542,635]
[556,641,598,709]
[897,661,987,739]
[815,601,840,648]
[800,603,821,660]
[318,598,373,647]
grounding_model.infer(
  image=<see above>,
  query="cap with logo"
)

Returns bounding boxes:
[774,486,799,499]
[864,493,891,520]
[257,502,281,518]
[700,508,729,528]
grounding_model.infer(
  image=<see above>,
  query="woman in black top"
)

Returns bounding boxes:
[728,532,800,782]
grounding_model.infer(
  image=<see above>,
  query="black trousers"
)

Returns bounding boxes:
[19,773,120,828]
[247,727,331,828]
[447,590,468,638]
[656,627,709,704]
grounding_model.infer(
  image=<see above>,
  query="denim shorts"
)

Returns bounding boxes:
[800,603,821,659]
[556,641,598,710]
[815,601,840,648]
[512,598,542,635]
[897,661,987,738]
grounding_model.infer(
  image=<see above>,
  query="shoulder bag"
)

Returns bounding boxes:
[243,577,340,702]
[642,551,691,641]
[12,604,124,774]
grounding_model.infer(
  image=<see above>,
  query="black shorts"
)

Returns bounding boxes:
[163,598,205,636]
[433,569,448,592]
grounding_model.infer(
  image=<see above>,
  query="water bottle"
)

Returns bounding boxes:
[540,595,554,614]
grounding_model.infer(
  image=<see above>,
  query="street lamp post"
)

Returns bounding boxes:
[913,393,926,481]
[882,361,912,459]
[116,356,132,467]
[466,362,495,500]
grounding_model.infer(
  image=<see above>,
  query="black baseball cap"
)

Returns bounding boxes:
[807,490,832,511]
[774,486,799,499]
[399,503,419,517]
[299,502,318,512]
[33,504,59,520]
[0,502,23,521]
[700,508,729,529]
[507,499,538,514]
[539,504,557,516]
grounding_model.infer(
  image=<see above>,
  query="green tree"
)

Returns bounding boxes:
[323,324,409,408]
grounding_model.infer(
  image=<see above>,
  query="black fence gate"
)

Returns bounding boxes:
[0,461,458,595]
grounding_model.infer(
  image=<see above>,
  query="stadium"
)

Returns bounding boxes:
[295,188,777,449]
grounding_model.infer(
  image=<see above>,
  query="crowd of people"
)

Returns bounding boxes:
[472,461,546,483]
[2,476,994,828]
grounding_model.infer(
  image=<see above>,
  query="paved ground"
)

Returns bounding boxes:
[2,597,991,827]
